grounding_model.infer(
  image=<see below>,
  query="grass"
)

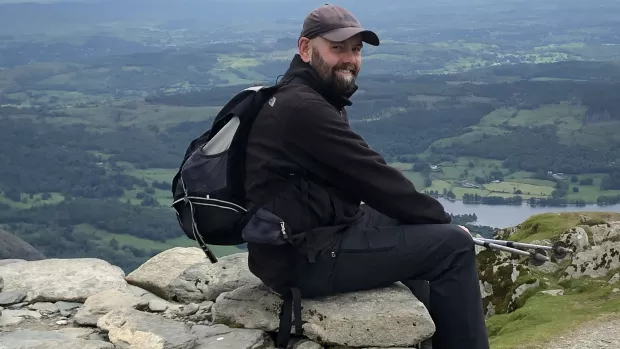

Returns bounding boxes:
[74,224,243,258]
[484,181,555,196]
[508,211,620,242]
[433,103,592,150]
[129,168,176,183]
[401,171,427,189]
[59,103,222,128]
[484,212,620,348]
[487,279,620,348]
[122,188,172,206]
[389,157,617,204]
[0,192,65,209]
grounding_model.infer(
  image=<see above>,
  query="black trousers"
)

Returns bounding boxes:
[293,205,489,349]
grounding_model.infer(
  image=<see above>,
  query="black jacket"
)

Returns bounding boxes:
[244,54,451,286]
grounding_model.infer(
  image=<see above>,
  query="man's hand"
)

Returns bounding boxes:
[458,225,471,234]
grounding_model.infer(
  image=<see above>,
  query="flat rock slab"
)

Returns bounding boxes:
[0,329,114,349]
[0,289,27,305]
[191,324,274,349]
[0,309,42,327]
[126,249,260,303]
[97,308,197,349]
[212,282,435,348]
[171,252,261,303]
[125,247,206,301]
[0,258,129,302]
[74,289,141,326]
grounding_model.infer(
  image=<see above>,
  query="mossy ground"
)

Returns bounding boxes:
[486,275,620,348]
[485,212,620,348]
[507,212,620,243]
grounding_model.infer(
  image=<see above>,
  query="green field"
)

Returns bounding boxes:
[74,224,242,258]
[0,192,65,209]
[391,157,620,204]
[488,279,620,348]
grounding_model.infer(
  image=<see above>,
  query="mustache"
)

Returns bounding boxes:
[333,64,359,75]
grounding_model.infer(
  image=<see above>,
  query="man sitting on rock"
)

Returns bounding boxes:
[243,4,489,349]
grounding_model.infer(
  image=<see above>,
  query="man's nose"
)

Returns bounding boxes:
[340,50,358,64]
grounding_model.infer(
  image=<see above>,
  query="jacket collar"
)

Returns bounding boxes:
[280,54,357,110]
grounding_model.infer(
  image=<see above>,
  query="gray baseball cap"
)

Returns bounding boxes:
[299,4,380,46]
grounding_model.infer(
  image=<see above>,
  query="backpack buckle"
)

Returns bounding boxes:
[280,221,289,241]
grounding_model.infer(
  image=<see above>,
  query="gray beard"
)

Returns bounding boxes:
[310,49,357,95]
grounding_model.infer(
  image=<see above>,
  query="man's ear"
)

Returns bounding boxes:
[298,37,312,62]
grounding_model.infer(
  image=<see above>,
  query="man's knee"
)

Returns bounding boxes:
[446,224,475,250]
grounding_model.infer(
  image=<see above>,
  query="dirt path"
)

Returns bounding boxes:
[539,314,620,349]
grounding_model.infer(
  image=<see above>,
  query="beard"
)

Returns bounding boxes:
[309,49,358,95]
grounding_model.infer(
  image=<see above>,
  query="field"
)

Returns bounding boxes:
[392,156,620,204]
[73,224,241,258]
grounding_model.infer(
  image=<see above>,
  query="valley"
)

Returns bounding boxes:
[0,0,619,274]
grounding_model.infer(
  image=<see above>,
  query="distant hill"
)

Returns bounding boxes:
[0,228,45,260]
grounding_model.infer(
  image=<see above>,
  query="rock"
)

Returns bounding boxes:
[613,288,619,293]
[171,253,261,303]
[126,249,260,303]
[0,259,26,266]
[291,339,323,349]
[562,242,620,280]
[560,227,590,252]
[530,260,561,274]
[176,303,200,317]
[74,289,141,326]
[97,308,197,349]
[609,273,620,285]
[541,289,564,296]
[0,258,129,302]
[0,229,46,261]
[0,329,114,349]
[212,282,434,347]
[191,324,274,349]
[8,302,27,309]
[149,299,169,312]
[57,327,96,339]
[0,309,42,326]
[125,247,206,300]
[508,280,540,310]
[0,289,27,305]
[589,222,620,244]
[30,302,59,314]
[55,301,82,312]
[476,246,537,316]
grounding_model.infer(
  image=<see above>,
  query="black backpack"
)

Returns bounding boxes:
[171,77,321,349]
[171,82,286,263]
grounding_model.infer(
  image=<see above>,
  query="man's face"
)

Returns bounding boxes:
[304,35,363,94]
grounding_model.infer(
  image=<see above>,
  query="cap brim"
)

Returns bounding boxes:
[321,27,380,46]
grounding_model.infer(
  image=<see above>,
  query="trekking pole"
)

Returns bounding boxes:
[476,237,572,260]
[473,238,550,266]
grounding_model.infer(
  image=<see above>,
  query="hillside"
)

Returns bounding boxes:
[0,229,45,260]
[2,58,620,272]
[1,0,619,276]
[479,211,620,348]
[0,212,619,348]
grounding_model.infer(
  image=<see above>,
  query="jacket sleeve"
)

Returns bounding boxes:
[283,97,452,225]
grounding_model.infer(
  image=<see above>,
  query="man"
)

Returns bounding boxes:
[243,4,489,349]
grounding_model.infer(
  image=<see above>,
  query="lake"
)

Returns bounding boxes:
[437,199,620,228]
